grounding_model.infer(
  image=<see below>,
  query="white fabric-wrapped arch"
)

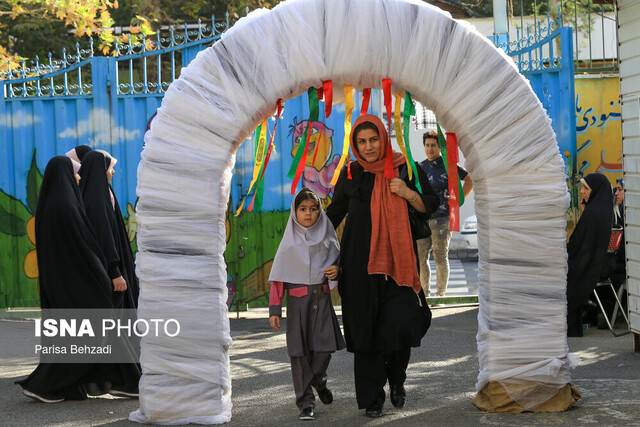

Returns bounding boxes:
[131,0,573,423]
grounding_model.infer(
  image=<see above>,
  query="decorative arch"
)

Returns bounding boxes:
[130,0,574,423]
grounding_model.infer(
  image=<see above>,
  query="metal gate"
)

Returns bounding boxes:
[494,20,577,182]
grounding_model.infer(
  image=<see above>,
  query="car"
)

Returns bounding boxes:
[453,215,478,259]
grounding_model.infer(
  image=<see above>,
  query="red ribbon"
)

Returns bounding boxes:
[446,132,460,232]
[323,80,333,118]
[382,79,394,179]
[361,88,371,115]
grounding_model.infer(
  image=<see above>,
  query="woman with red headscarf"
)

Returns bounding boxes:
[326,114,439,417]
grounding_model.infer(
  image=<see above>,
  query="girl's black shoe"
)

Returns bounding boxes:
[299,407,314,421]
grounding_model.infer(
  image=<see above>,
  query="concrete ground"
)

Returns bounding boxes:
[2,306,640,426]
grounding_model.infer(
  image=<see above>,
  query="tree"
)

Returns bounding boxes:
[0,0,153,73]
[0,0,286,74]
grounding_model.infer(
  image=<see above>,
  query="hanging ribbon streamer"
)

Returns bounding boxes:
[361,88,371,115]
[236,118,269,215]
[436,124,464,206]
[307,81,333,179]
[403,92,422,193]
[446,132,461,232]
[248,99,283,211]
[393,92,411,178]
[436,124,464,231]
[330,84,354,186]
[323,80,333,118]
[382,78,394,179]
[289,87,319,194]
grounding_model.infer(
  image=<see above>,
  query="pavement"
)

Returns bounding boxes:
[2,305,640,426]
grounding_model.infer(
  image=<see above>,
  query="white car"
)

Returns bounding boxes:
[455,215,478,258]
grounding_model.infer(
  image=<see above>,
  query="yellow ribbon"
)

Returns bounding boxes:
[394,92,412,180]
[330,85,354,186]
[236,117,268,215]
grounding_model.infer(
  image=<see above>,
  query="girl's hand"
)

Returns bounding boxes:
[389,178,411,199]
[270,315,280,330]
[324,265,339,280]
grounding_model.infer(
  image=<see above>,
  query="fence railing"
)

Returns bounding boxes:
[507,0,618,73]
[1,16,229,99]
[495,12,563,74]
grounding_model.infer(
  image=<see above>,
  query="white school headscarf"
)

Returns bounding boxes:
[269,189,340,285]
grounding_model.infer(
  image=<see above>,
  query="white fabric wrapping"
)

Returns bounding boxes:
[132,0,572,422]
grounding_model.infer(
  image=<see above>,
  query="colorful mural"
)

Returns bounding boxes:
[224,94,373,308]
[568,76,622,232]
[0,149,141,309]
[0,151,41,308]
[289,118,340,208]
[0,88,370,310]
[575,77,622,180]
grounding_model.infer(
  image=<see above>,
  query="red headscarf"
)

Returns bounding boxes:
[350,114,420,292]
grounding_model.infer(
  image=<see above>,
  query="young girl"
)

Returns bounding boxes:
[269,187,346,421]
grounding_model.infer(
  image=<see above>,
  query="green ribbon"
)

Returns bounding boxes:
[287,87,319,179]
[403,92,422,193]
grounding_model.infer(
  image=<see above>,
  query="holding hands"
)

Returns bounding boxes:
[324,265,339,280]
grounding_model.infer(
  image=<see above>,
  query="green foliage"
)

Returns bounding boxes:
[0,189,37,309]
[0,191,27,237]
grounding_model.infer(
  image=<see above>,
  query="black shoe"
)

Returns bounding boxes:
[365,401,383,418]
[23,389,65,404]
[299,407,314,421]
[316,387,333,405]
[390,384,406,409]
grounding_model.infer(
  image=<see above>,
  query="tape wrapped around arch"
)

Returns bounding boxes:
[131,0,575,423]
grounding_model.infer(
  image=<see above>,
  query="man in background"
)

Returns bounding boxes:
[417,130,473,297]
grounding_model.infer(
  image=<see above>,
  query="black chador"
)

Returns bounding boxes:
[79,151,139,309]
[16,156,113,400]
[566,173,613,337]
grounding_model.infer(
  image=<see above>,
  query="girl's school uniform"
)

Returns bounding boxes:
[269,191,345,412]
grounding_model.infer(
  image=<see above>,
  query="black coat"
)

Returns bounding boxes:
[326,162,438,352]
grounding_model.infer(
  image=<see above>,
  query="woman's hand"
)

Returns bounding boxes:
[270,315,281,330]
[324,265,339,280]
[389,178,412,200]
[112,276,127,292]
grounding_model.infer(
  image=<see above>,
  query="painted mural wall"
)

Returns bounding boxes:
[570,76,622,230]
[0,83,381,309]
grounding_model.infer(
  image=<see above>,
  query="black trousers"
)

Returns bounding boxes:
[353,346,411,409]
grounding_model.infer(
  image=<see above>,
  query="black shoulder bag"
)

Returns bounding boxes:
[399,165,431,240]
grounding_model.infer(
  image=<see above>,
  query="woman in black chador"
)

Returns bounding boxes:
[79,150,139,309]
[566,172,613,337]
[16,156,114,403]
[79,150,141,396]
[326,114,438,417]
